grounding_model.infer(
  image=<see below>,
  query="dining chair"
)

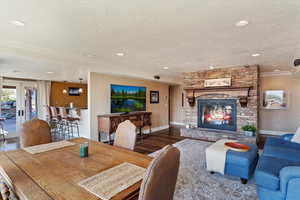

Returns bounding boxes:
[20,118,52,148]
[0,179,10,200]
[0,167,18,200]
[138,145,180,200]
[113,120,137,150]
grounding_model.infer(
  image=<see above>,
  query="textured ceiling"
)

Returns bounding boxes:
[1,0,300,83]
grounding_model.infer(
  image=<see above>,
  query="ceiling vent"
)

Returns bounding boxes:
[294,59,300,67]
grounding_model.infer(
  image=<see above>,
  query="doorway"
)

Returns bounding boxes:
[0,80,38,138]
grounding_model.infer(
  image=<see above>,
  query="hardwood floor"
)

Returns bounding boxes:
[0,137,20,152]
[0,126,184,154]
[134,126,184,154]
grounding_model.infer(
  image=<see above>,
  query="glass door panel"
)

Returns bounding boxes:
[0,86,17,135]
[24,87,38,121]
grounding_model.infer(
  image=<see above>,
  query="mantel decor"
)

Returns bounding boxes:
[184,86,253,107]
[204,78,232,88]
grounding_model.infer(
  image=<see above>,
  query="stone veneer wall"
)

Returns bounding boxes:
[183,65,259,132]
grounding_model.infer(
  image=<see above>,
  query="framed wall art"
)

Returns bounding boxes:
[150,91,159,104]
[262,90,288,109]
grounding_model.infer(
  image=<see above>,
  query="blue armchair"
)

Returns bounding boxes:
[280,167,300,200]
[255,134,300,200]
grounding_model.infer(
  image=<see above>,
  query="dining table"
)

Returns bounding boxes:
[0,138,152,200]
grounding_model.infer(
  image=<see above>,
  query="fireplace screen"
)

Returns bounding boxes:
[198,99,237,131]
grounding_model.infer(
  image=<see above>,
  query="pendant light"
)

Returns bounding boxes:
[78,78,83,93]
[62,81,68,94]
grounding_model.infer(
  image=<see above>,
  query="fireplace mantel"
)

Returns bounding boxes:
[184,86,253,107]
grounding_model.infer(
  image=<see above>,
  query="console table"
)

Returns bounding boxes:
[97,112,152,143]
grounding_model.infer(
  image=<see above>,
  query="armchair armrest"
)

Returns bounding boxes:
[280,134,294,141]
[280,166,300,199]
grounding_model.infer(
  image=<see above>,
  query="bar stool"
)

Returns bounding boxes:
[58,107,80,138]
[49,106,63,138]
[58,107,70,139]
[69,109,80,138]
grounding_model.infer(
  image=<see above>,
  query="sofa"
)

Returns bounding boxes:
[255,134,300,200]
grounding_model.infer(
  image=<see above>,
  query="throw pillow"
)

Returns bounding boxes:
[291,126,300,144]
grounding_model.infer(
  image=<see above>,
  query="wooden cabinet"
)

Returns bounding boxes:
[97,112,152,142]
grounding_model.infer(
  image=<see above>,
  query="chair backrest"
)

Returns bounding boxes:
[58,107,68,118]
[49,107,58,118]
[20,119,52,148]
[138,145,180,200]
[113,120,137,151]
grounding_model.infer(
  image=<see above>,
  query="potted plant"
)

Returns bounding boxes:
[241,125,257,137]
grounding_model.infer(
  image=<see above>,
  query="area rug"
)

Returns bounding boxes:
[149,139,258,200]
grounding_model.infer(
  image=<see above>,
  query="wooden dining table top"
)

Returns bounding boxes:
[0,138,153,200]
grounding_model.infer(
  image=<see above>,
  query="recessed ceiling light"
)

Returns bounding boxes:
[209,65,214,69]
[251,53,261,57]
[10,20,25,27]
[116,52,125,57]
[84,54,96,58]
[163,66,169,70]
[47,71,54,74]
[235,20,249,27]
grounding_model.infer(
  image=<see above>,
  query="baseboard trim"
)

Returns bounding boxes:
[259,129,292,136]
[170,121,185,126]
[143,125,170,134]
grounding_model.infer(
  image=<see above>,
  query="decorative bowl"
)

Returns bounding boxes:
[224,142,250,152]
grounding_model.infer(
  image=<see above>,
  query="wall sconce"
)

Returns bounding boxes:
[62,81,68,94]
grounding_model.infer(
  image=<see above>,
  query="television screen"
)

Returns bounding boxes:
[111,84,146,113]
[68,87,80,96]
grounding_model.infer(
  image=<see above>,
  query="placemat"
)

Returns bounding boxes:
[23,140,75,154]
[78,162,146,200]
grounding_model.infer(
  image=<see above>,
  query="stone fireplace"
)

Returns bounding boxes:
[198,98,237,131]
[183,65,259,132]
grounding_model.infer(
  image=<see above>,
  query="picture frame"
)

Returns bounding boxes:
[262,90,288,110]
[150,91,159,104]
[68,87,80,96]
[204,78,231,88]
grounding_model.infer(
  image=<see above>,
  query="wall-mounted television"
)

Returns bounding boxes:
[111,84,146,113]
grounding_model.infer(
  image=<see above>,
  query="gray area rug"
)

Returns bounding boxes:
[149,139,258,200]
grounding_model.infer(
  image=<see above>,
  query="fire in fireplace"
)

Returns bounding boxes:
[198,99,237,131]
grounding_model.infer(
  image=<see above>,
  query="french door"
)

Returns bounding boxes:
[0,80,37,138]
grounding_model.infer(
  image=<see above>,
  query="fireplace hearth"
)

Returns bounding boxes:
[198,99,237,131]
